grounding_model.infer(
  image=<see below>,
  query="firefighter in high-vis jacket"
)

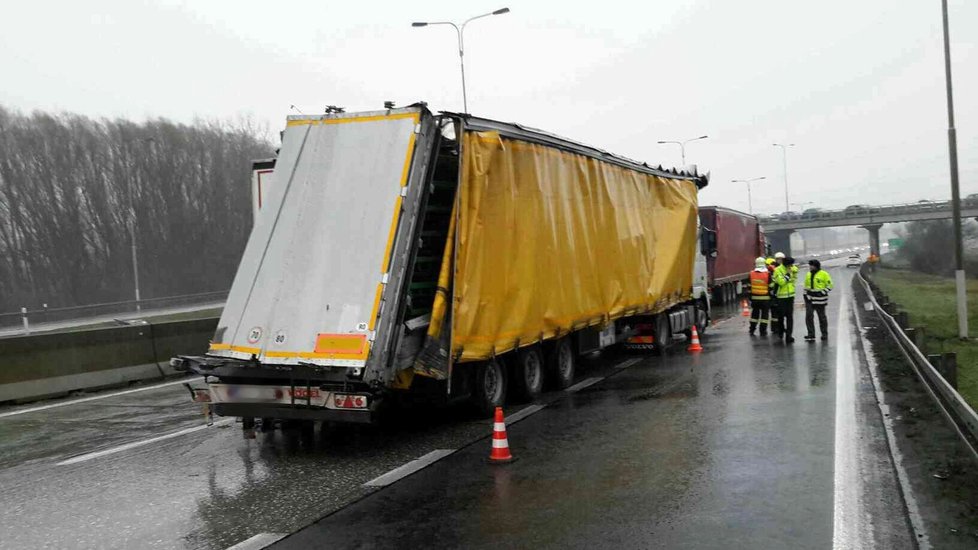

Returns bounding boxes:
[749,256,772,336]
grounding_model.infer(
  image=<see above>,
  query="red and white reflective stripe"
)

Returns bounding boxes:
[494,422,506,431]
[492,438,510,448]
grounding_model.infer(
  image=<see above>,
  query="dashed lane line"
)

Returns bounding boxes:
[225,532,287,550]
[0,376,204,419]
[363,449,456,487]
[565,377,603,393]
[57,418,234,466]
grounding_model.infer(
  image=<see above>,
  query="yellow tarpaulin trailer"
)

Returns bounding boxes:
[174,106,710,424]
[442,130,700,362]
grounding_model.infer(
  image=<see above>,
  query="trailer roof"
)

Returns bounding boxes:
[448,112,709,189]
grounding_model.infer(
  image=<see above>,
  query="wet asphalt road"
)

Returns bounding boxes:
[0,266,914,549]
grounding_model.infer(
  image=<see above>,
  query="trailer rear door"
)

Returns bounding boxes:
[210,108,424,367]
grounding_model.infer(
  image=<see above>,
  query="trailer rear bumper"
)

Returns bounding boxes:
[212,403,374,424]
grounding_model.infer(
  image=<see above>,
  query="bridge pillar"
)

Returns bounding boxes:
[768,229,794,258]
[860,224,883,259]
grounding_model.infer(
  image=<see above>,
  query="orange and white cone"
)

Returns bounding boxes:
[687,325,704,353]
[741,299,751,317]
[489,407,514,463]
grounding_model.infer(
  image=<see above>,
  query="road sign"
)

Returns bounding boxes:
[888,238,904,250]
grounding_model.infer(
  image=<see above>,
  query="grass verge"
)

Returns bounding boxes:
[871,267,978,410]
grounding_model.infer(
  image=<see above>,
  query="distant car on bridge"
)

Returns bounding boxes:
[846,253,861,268]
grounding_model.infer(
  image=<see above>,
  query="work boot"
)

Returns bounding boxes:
[785,337,795,344]
[821,334,829,341]
[805,335,815,342]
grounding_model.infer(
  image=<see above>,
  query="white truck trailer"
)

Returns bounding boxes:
[172,104,710,426]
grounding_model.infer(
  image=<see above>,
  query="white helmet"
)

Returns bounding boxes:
[774,252,786,259]
[755,256,766,268]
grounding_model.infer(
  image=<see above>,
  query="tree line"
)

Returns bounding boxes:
[0,105,274,312]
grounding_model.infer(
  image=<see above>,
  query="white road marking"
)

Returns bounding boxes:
[363,449,455,487]
[505,404,545,423]
[225,532,287,550]
[0,376,204,419]
[615,357,643,370]
[57,418,234,466]
[853,294,931,548]
[833,288,865,549]
[565,377,603,393]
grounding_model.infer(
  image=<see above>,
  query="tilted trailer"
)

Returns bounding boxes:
[172,104,711,426]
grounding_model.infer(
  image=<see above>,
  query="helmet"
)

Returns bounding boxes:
[766,258,776,265]
[774,252,786,259]
[755,257,766,268]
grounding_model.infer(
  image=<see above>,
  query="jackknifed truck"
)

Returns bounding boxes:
[171,104,711,427]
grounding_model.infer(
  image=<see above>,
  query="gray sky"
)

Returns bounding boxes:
[2,0,975,215]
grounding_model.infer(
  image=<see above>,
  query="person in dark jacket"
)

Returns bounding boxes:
[804,259,834,341]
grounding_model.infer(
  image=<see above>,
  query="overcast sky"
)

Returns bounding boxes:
[1,0,975,215]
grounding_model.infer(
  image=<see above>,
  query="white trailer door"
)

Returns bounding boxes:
[210,109,422,367]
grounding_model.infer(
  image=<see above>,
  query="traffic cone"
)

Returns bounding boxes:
[489,407,514,463]
[741,299,750,317]
[687,325,704,352]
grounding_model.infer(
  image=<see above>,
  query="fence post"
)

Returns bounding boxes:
[895,311,909,329]
[21,307,30,335]
[941,352,958,390]
[909,326,927,355]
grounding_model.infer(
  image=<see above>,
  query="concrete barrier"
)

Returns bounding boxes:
[0,317,217,403]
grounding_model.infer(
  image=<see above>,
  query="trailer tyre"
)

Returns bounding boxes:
[513,347,544,400]
[653,314,672,354]
[547,338,576,390]
[471,359,507,417]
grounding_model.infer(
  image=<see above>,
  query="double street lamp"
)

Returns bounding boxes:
[657,135,708,166]
[732,176,766,215]
[412,8,511,114]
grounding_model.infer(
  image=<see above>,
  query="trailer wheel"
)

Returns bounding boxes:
[695,298,710,335]
[547,338,576,390]
[471,359,507,417]
[513,347,544,400]
[653,314,672,353]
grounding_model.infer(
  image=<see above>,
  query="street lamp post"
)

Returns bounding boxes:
[657,135,708,166]
[732,177,766,215]
[773,143,795,213]
[412,7,510,114]
[940,0,968,338]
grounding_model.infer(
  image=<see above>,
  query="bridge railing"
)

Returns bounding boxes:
[759,197,975,225]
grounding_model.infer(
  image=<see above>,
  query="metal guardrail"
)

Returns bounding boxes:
[0,290,228,333]
[856,269,978,459]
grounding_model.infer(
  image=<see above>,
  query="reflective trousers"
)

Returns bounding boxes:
[805,301,828,338]
[749,298,770,334]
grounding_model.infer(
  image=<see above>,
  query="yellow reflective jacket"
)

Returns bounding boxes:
[772,264,797,299]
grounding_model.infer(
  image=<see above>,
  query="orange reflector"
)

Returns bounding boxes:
[314,334,367,354]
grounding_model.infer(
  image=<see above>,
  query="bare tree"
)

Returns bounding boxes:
[0,105,273,311]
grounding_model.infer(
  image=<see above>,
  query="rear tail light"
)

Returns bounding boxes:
[333,394,368,409]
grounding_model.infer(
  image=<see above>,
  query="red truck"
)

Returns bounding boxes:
[698,206,767,305]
